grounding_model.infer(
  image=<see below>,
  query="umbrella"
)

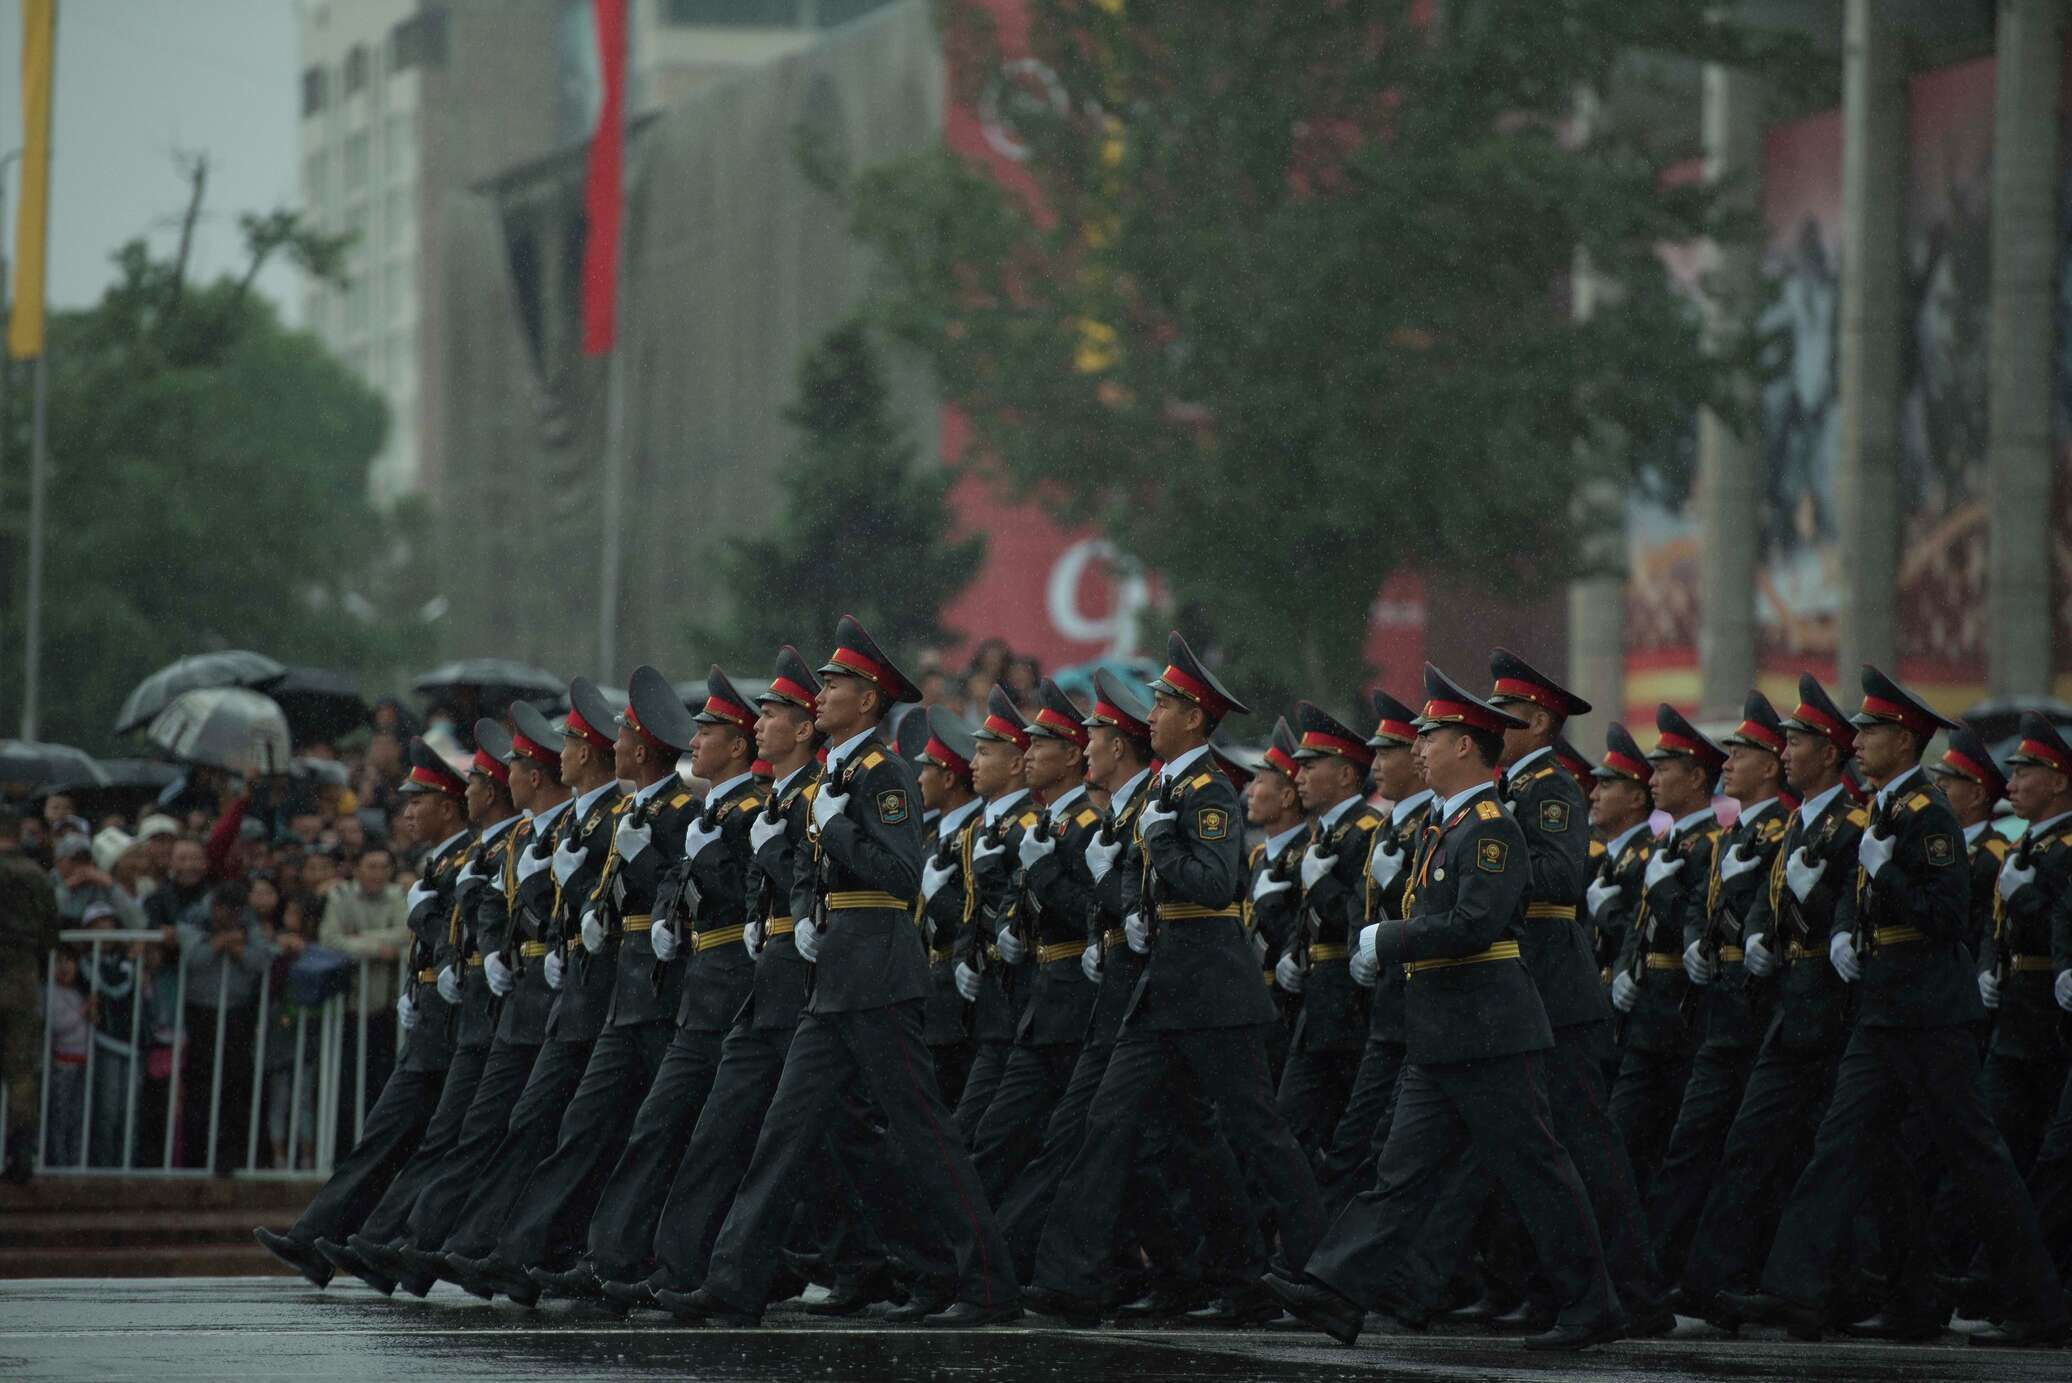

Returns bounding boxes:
[0,740,108,792]
[146,687,294,777]
[115,650,286,735]
[412,659,565,715]
[33,758,181,820]
[270,665,370,747]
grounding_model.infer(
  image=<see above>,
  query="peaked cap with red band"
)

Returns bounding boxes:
[622,664,695,753]
[1648,703,1726,773]
[1415,663,1526,736]
[1294,699,1374,770]
[1367,689,1418,749]
[563,677,618,754]
[1488,647,1593,720]
[751,758,774,781]
[1721,689,1785,756]
[1929,722,2007,798]
[1779,673,1855,755]
[1212,744,1254,791]
[1026,678,1090,749]
[506,701,564,769]
[1592,722,1653,784]
[893,706,931,761]
[1551,733,1591,783]
[818,614,921,704]
[470,719,513,786]
[972,684,1032,752]
[2006,711,2072,778]
[1148,630,1249,721]
[917,706,978,784]
[1262,716,1300,779]
[690,664,754,736]
[398,736,467,799]
[754,644,821,713]
[1849,664,1960,738]
[1083,669,1152,741]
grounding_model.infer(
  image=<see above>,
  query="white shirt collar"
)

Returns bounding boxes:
[1319,793,1364,831]
[1672,805,1718,836]
[1873,763,1923,811]
[1506,744,1554,780]
[1110,765,1153,816]
[478,814,519,844]
[1963,820,1989,845]
[1264,821,1309,858]
[1046,783,1088,818]
[1390,788,1434,827]
[432,828,471,859]
[2026,809,2072,839]
[633,774,676,805]
[1798,781,1846,827]
[824,726,879,774]
[984,787,1030,825]
[1606,819,1651,858]
[573,779,616,818]
[936,797,983,839]
[527,797,571,831]
[773,762,811,798]
[702,771,753,807]
[1736,797,1779,829]
[1158,743,1213,785]
[1438,778,1496,823]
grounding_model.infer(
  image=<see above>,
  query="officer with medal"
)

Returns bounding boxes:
[683,616,1021,1328]
[256,738,475,1287]
[915,707,984,1107]
[1265,663,1623,1352]
[953,685,1040,1139]
[1248,716,1312,1087]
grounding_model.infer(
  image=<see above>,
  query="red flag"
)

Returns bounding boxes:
[580,0,627,356]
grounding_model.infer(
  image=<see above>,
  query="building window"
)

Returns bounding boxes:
[300,64,328,117]
[390,6,449,73]
[386,112,414,178]
[344,43,369,95]
[303,150,331,212]
[344,132,370,192]
[663,0,802,26]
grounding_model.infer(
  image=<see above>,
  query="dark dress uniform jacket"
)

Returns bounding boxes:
[671,776,766,1032]
[1372,786,1552,1065]
[1363,797,1432,1045]
[1692,803,1787,1048]
[1015,792,1103,1045]
[1292,800,1384,1055]
[1124,761,1277,1032]
[919,806,977,1044]
[964,798,1041,1042]
[498,807,570,1046]
[805,733,931,1015]
[1247,832,1307,984]
[1835,774,1982,1030]
[401,830,475,1072]
[743,766,820,1033]
[603,782,702,1028]
[1619,818,1720,1052]
[1503,758,1612,1029]
[1961,828,2009,967]
[453,820,521,1049]
[1747,792,1863,1053]
[1985,819,2070,1062]
[1084,783,1153,1045]
[546,785,625,1043]
[1595,828,1652,984]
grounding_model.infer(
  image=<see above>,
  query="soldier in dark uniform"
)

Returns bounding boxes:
[1265,663,1623,1351]
[347,723,522,1294]
[443,679,624,1304]
[1315,692,1429,1213]
[1277,701,1384,1160]
[970,679,1103,1205]
[1728,670,2066,1345]
[257,739,474,1289]
[1553,734,1595,788]
[1607,705,1723,1200]
[915,707,983,1107]
[1646,692,1790,1284]
[678,616,1021,1328]
[1929,726,2011,967]
[1026,632,1323,1328]
[952,685,1038,1139]
[1248,717,1311,1087]
[1583,724,1657,1010]
[575,668,764,1296]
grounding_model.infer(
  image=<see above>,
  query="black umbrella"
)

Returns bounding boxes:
[271,666,370,748]
[33,758,182,820]
[412,659,566,713]
[0,740,108,792]
[115,650,286,735]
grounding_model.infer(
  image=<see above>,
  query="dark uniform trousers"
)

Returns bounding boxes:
[357,1043,490,1244]
[403,1039,541,1251]
[1643,1041,1756,1280]
[1313,1032,1407,1216]
[1306,1054,1619,1330]
[970,1042,1081,1206]
[2019,1070,2072,1278]
[1764,1024,2063,1323]
[1608,1040,1694,1205]
[1276,1041,1361,1164]
[954,1029,1012,1144]
[289,1065,444,1247]
[438,1037,593,1259]
[1930,1047,2064,1276]
[580,1023,727,1280]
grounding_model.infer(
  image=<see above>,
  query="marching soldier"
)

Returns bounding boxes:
[1607,705,1724,1199]
[1584,723,1657,1009]
[1928,725,2011,966]
[1727,668,2066,1345]
[952,685,1038,1139]
[916,707,984,1106]
[1266,663,1622,1351]
[1248,716,1311,1087]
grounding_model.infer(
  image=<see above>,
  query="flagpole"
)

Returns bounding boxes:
[11,1,55,741]
[589,0,628,679]
[21,350,45,738]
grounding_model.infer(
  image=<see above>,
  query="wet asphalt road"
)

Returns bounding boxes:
[1,1279,2067,1381]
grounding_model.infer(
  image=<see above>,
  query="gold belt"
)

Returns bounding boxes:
[1263,969,1275,985]
[623,914,654,933]
[1160,904,1240,921]
[1645,953,1681,971]
[765,917,796,937]
[929,947,953,965]
[519,942,549,958]
[416,967,440,982]
[1309,943,1350,962]
[1405,939,1521,976]
[987,943,1004,963]
[1525,903,1577,921]
[565,937,583,954]
[1038,940,1084,964]
[826,891,912,911]
[694,925,746,952]
[1786,943,1820,961]
[2012,955,2056,973]
[1718,946,1744,963]
[1102,928,1127,951]
[1871,925,1924,946]
[466,954,485,969]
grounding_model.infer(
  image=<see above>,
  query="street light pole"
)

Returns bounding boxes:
[0,148,18,734]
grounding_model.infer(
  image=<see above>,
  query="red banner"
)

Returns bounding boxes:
[579,0,626,357]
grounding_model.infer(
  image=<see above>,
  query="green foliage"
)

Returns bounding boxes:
[692,320,985,671]
[843,0,1785,717]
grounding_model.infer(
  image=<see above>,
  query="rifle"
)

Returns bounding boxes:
[652,794,723,992]
[1992,833,2033,995]
[1614,831,1677,1044]
[1853,792,1906,969]
[1139,774,1188,950]
[748,792,788,959]
[578,794,655,985]
[1782,813,1841,958]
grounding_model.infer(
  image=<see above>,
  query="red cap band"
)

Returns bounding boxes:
[1264,746,1299,778]
[409,763,466,798]
[982,713,1031,751]
[1939,749,1997,787]
[751,758,773,778]
[565,707,613,752]
[1300,729,1375,767]
[830,645,893,694]
[1159,663,1229,719]
[923,737,973,782]
[1861,694,1935,737]
[1090,698,1148,737]
[1492,677,1559,710]
[1420,697,1508,735]
[701,695,754,732]
[1734,719,1785,754]
[767,675,816,710]
[2017,738,2072,775]
[1601,750,1651,782]
[1656,730,1715,762]
[623,703,667,749]
[1790,700,1854,750]
[470,749,509,786]
[1034,706,1089,747]
[1372,717,1417,745]
[511,731,557,768]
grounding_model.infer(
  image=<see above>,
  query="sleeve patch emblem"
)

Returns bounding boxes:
[1475,800,1503,822]
[1924,834,1954,867]
[876,790,909,825]
[1538,799,1570,833]
[1197,807,1229,841]
[1477,839,1508,873]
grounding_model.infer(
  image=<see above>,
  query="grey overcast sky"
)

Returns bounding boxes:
[1,0,300,319]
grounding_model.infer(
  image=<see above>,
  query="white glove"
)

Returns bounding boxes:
[1785,847,1824,903]
[1081,943,1102,983]
[750,811,785,854]
[1252,870,1293,903]
[543,949,564,990]
[406,880,436,913]
[1138,795,1177,834]
[1350,923,1379,988]
[1367,839,1404,891]
[1124,911,1151,954]
[1828,929,1860,982]
[1978,970,2000,1010]
[954,960,981,1001]
[1084,833,1123,883]
[1719,844,1761,882]
[682,816,722,860]
[811,785,848,832]
[651,918,680,962]
[581,908,605,954]
[742,919,764,957]
[1610,971,1638,1012]
[1857,828,1895,880]
[436,965,461,1004]
[484,951,514,997]
[971,833,1006,867]
[1018,828,1057,872]
[1645,853,1686,891]
[1683,939,1714,986]
[795,916,821,962]
[396,991,418,1030]
[1300,845,1338,891]
[1585,876,1622,919]
[517,843,551,884]
[552,841,589,886]
[996,928,1028,964]
[1275,952,1305,992]
[921,856,957,904]
[1999,854,2037,903]
[616,815,653,863]
[1743,932,1775,978]
[2056,968,2072,1013]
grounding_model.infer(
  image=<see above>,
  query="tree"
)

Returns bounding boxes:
[0,161,430,752]
[838,0,1797,716]
[692,321,985,671]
